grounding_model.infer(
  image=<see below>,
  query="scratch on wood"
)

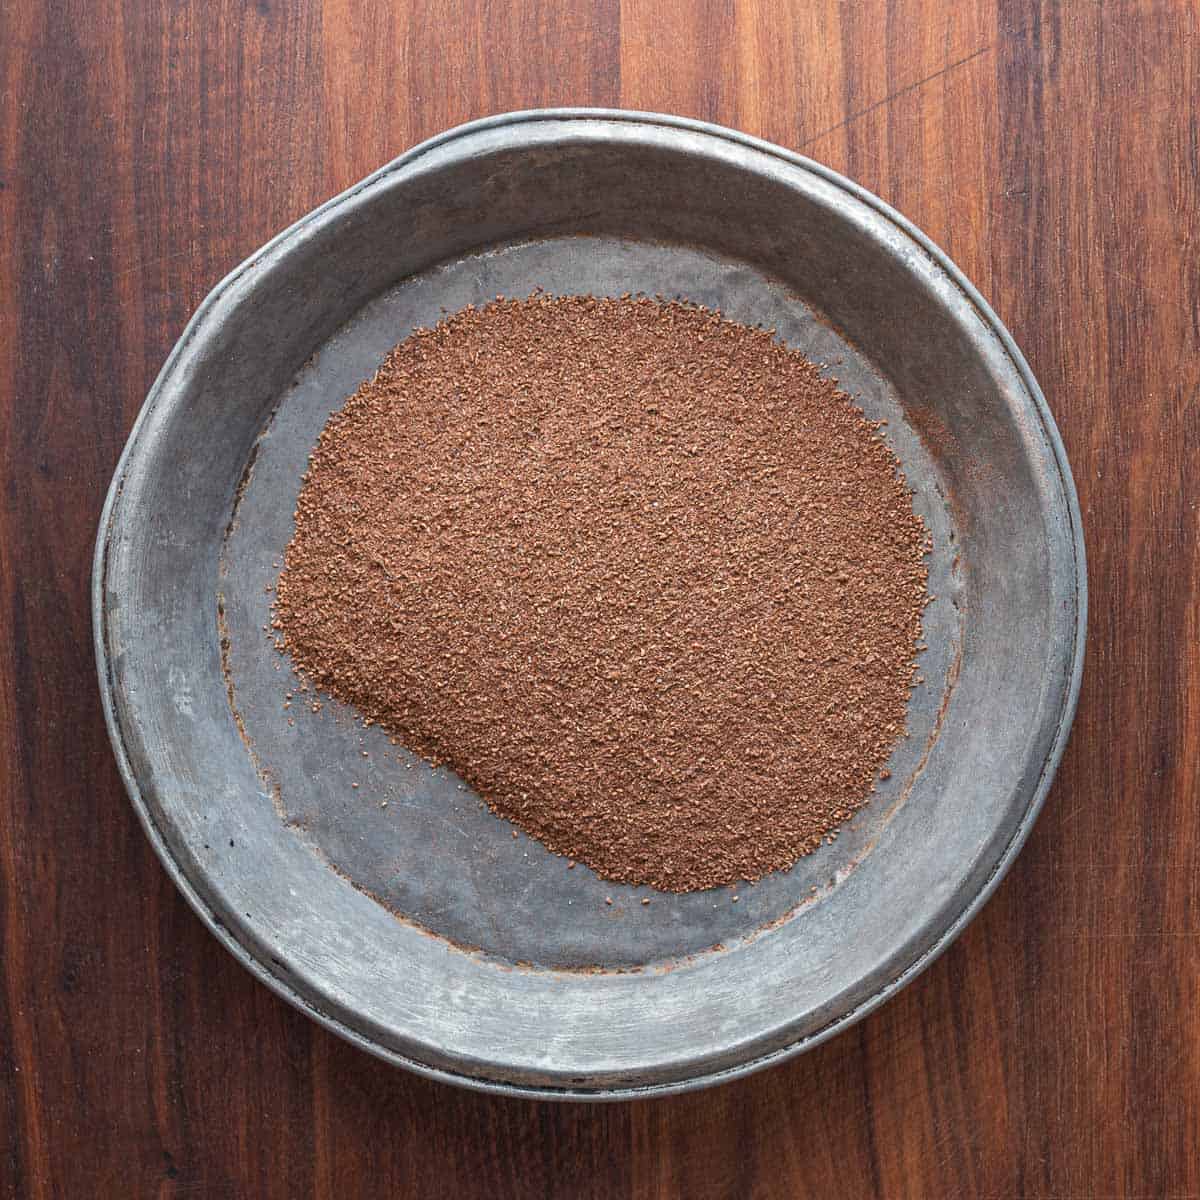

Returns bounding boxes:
[798,43,993,150]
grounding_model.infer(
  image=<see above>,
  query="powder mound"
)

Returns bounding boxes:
[273,295,930,892]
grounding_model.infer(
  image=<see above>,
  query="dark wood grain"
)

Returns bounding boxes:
[1,1,1197,1195]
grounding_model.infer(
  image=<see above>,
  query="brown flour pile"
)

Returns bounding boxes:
[273,295,929,891]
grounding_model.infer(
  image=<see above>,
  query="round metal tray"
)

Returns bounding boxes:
[94,110,1086,1099]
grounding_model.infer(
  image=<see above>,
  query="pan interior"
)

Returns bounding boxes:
[220,235,963,969]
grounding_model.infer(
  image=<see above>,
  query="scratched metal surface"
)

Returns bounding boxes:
[94,111,1085,1097]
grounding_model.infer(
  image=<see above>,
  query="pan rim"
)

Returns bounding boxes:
[92,107,1087,1101]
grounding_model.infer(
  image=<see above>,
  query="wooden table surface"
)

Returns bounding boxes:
[2,1,1198,1196]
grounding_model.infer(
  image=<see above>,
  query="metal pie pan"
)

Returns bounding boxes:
[94,110,1086,1099]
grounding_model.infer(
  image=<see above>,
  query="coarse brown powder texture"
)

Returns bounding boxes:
[273,295,930,892]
